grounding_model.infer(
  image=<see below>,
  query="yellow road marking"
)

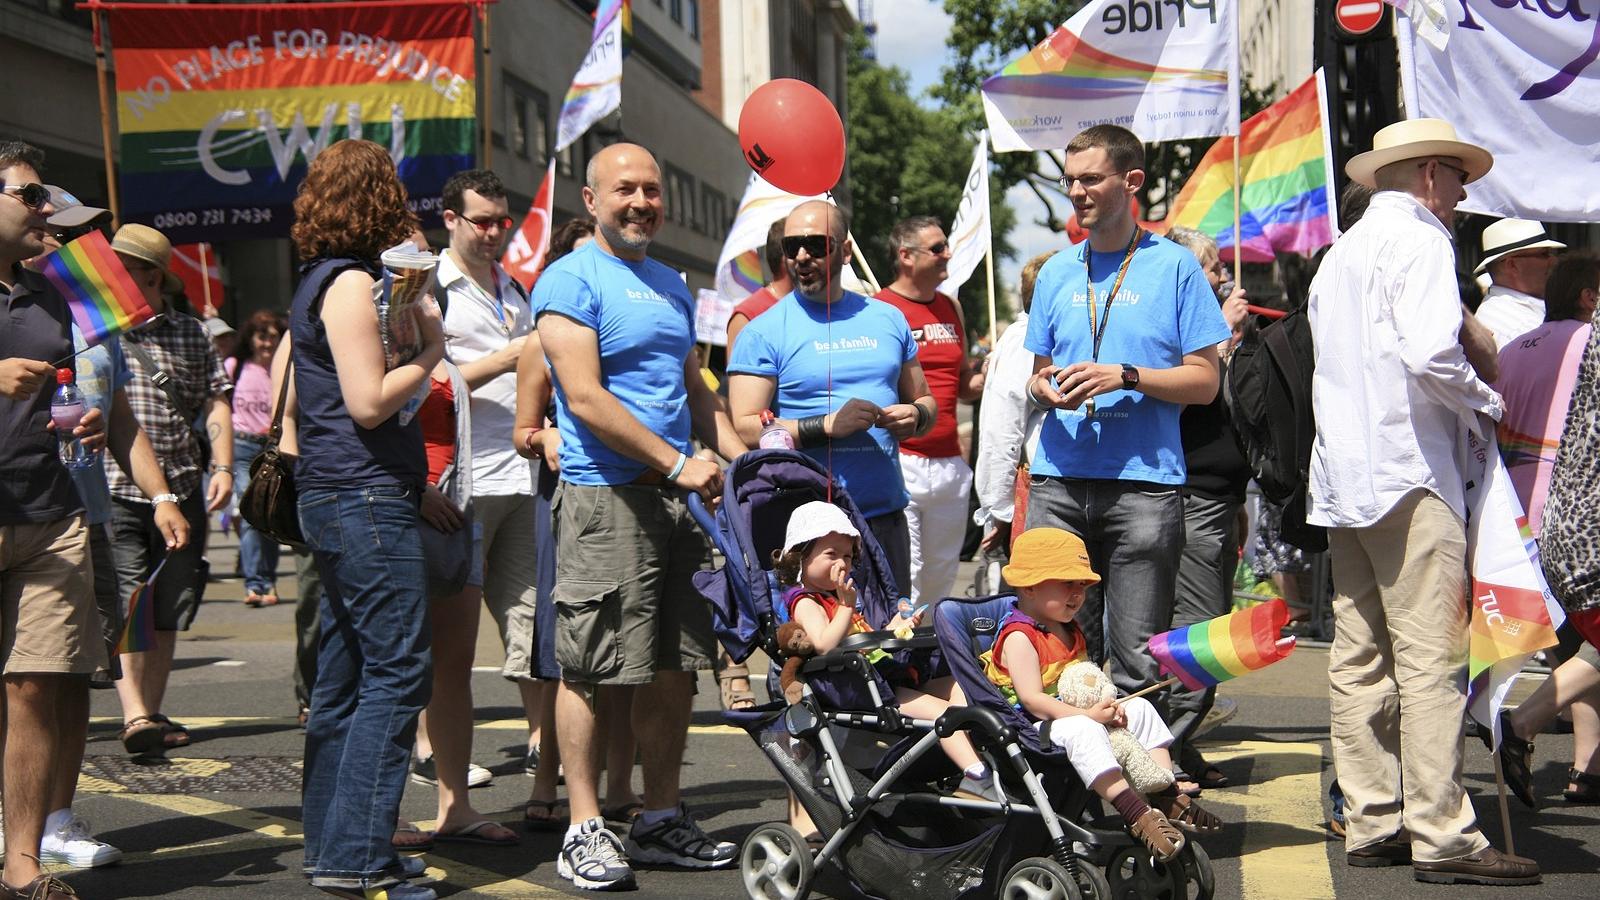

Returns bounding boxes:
[1203,739,1335,900]
[91,715,747,736]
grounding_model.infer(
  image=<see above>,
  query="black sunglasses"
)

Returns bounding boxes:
[2,183,50,211]
[912,241,949,256]
[782,235,838,259]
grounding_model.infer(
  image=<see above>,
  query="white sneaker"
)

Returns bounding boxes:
[467,763,494,788]
[40,814,122,868]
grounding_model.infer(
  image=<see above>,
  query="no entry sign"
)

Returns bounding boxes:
[1335,0,1386,37]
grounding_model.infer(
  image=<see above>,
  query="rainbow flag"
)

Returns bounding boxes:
[593,0,633,48]
[40,231,156,348]
[1148,598,1298,691]
[1162,70,1339,264]
[713,173,831,303]
[117,556,167,655]
[107,2,476,243]
[557,9,624,152]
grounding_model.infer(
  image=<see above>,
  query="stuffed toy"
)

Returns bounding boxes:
[1055,659,1175,793]
[776,620,817,705]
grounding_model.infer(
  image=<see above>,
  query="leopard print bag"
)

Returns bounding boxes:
[1541,324,1600,615]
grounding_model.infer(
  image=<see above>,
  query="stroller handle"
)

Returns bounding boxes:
[686,490,719,538]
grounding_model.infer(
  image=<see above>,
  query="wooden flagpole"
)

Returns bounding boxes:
[1493,749,1517,857]
[1115,676,1179,706]
[197,243,214,316]
[92,7,121,226]
[479,1,493,169]
[984,246,998,350]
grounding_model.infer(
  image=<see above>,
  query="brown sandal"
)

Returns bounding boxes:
[718,671,757,711]
[1127,808,1186,862]
[148,713,192,749]
[119,716,165,756]
[1155,790,1224,834]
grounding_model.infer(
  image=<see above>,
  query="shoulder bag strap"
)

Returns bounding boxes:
[125,339,201,425]
[267,356,293,445]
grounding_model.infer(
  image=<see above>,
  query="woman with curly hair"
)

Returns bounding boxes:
[284,139,444,900]
[226,309,288,607]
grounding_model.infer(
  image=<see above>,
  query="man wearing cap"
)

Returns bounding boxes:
[1474,218,1566,349]
[106,222,233,759]
[1308,119,1538,885]
[0,139,112,900]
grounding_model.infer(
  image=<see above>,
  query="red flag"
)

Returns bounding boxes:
[503,158,557,292]
[171,243,224,316]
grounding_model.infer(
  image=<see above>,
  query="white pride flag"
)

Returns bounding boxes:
[713,174,830,303]
[981,0,1239,152]
[557,14,623,153]
[938,132,991,298]
[1398,2,1600,222]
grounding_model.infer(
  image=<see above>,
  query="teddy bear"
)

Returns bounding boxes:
[776,620,817,705]
[1055,659,1175,794]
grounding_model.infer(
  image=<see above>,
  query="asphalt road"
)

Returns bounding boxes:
[35,538,1600,898]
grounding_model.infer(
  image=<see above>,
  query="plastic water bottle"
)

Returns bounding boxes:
[51,368,95,470]
[758,409,795,450]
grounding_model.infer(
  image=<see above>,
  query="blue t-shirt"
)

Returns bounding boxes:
[728,291,918,518]
[532,241,695,486]
[1024,232,1230,484]
[70,327,132,526]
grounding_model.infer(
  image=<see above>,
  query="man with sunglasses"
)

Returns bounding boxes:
[1308,119,1537,885]
[0,139,111,900]
[1473,218,1566,350]
[728,200,936,592]
[436,168,551,787]
[875,216,985,606]
[1023,125,1231,710]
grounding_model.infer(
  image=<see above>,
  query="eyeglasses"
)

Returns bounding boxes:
[1058,171,1126,191]
[782,234,838,259]
[911,241,950,256]
[1419,160,1470,183]
[1,183,50,211]
[457,213,515,233]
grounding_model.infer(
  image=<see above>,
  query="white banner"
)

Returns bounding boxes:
[938,132,992,298]
[694,288,734,347]
[980,0,1239,152]
[1398,2,1600,223]
[556,14,623,153]
[713,173,830,303]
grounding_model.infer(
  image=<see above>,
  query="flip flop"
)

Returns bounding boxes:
[523,799,569,832]
[1196,766,1230,789]
[601,800,643,824]
[392,823,435,851]
[118,716,165,756]
[433,820,521,846]
[149,713,192,749]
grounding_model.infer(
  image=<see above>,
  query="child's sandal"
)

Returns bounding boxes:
[1126,808,1185,862]
[1157,791,1224,833]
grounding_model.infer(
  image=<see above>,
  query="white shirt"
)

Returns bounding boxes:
[1475,284,1546,351]
[1307,191,1504,528]
[972,313,1043,530]
[440,249,535,496]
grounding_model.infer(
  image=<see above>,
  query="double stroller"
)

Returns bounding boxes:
[690,450,1215,900]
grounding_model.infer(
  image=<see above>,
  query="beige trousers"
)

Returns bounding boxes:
[1327,489,1489,863]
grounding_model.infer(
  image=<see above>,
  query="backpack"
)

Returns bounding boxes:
[1225,306,1327,553]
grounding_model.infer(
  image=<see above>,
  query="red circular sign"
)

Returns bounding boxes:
[1335,0,1385,36]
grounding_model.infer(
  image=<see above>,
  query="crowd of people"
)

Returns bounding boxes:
[0,107,1596,899]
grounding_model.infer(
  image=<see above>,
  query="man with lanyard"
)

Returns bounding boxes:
[1024,124,1230,706]
[438,168,549,777]
[875,215,985,606]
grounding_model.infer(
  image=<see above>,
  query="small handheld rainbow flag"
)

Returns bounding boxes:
[1148,598,1297,691]
[116,555,166,655]
[39,231,155,349]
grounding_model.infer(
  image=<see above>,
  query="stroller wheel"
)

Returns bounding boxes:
[1000,857,1084,900]
[740,823,814,900]
[1177,841,1214,900]
[1106,844,1195,900]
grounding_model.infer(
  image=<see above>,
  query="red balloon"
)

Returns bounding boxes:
[738,79,845,196]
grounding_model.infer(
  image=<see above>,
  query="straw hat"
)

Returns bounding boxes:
[111,223,183,294]
[783,501,860,555]
[1001,527,1101,587]
[1345,118,1493,189]
[1474,218,1566,275]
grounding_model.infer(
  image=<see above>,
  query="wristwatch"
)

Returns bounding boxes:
[1121,364,1141,390]
[152,493,179,506]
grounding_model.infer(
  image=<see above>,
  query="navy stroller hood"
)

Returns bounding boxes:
[934,593,1067,759]
[691,449,901,663]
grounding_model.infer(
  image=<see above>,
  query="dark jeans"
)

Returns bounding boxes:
[292,547,323,710]
[297,484,431,890]
[108,490,208,632]
[1168,493,1242,773]
[868,508,912,601]
[232,432,281,595]
[1025,475,1184,703]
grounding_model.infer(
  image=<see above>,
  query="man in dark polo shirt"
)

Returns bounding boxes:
[0,140,113,899]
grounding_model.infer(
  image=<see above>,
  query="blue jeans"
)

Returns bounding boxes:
[233,432,280,595]
[1025,476,1184,705]
[297,484,431,890]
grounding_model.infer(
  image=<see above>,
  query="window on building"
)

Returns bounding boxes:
[504,74,550,166]
[664,165,697,228]
[688,0,700,40]
[670,0,682,24]
[701,186,727,237]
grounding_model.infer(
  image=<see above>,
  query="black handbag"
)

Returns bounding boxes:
[239,357,304,545]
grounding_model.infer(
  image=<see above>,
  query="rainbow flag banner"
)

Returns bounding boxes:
[592,0,633,47]
[107,1,476,243]
[1148,598,1298,691]
[117,556,167,656]
[41,231,156,348]
[713,173,831,304]
[1162,70,1339,264]
[556,10,623,152]
[981,0,1238,152]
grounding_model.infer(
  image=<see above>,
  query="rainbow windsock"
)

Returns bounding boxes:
[1162,70,1339,264]
[1148,598,1297,691]
[116,556,167,655]
[40,231,156,348]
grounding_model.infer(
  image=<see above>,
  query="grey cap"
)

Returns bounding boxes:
[45,185,111,228]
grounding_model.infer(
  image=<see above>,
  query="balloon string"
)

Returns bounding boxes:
[825,204,833,505]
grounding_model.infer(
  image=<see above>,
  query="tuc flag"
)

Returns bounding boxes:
[502,158,557,292]
[1463,429,1564,749]
[981,0,1239,152]
[1162,70,1339,263]
[1398,1,1600,222]
[936,132,992,299]
[172,243,225,316]
[713,173,829,303]
[556,12,624,153]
